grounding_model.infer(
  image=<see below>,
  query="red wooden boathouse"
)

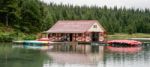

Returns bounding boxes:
[46,20,106,42]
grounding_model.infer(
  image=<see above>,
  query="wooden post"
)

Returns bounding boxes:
[56,33,58,41]
[84,33,86,42]
[75,33,76,41]
[99,32,101,42]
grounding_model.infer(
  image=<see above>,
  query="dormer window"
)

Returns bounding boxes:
[93,25,97,28]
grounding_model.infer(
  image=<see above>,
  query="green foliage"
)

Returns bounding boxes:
[23,35,36,40]
[0,32,36,42]
[46,3,150,34]
[0,0,50,33]
[0,34,14,42]
[0,0,150,34]
[108,33,150,40]
[0,31,24,42]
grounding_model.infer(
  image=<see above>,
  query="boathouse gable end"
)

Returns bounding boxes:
[88,22,104,32]
[46,20,106,42]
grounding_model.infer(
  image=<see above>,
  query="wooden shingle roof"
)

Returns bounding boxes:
[46,20,105,33]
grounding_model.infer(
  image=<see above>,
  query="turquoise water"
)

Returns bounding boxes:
[0,43,150,67]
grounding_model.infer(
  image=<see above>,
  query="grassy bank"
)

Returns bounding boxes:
[0,32,36,42]
[108,33,150,40]
[0,25,36,42]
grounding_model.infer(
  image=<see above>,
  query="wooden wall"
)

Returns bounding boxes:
[48,32,105,42]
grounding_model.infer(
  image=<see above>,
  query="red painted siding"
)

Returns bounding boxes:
[48,32,105,42]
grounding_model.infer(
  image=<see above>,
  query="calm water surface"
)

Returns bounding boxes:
[0,43,150,67]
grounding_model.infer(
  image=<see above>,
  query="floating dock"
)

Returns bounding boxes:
[129,38,150,45]
[129,38,150,41]
[13,40,50,44]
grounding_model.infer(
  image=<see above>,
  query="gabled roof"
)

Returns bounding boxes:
[46,20,105,33]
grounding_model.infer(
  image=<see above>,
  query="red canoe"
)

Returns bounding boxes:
[107,40,142,46]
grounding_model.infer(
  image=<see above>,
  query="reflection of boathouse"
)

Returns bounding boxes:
[45,46,104,66]
[46,20,106,42]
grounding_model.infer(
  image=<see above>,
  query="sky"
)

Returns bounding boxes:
[42,0,150,9]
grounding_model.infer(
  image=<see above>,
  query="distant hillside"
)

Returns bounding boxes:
[0,0,150,34]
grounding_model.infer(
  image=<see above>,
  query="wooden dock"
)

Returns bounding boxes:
[129,38,150,41]
[128,38,150,45]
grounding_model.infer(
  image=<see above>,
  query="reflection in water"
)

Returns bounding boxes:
[1,43,150,67]
[106,46,142,54]
[0,43,49,67]
[104,45,150,67]
[44,52,104,67]
[12,44,53,51]
[44,44,104,67]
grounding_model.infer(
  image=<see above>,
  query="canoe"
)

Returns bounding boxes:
[13,40,49,44]
[107,40,142,46]
[37,37,49,41]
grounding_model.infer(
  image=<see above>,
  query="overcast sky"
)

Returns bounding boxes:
[42,0,150,9]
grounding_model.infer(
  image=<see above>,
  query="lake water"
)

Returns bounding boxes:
[0,43,150,67]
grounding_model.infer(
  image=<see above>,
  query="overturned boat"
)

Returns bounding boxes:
[106,40,142,53]
[107,40,142,47]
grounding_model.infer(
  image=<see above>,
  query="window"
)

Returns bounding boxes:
[61,33,65,36]
[52,33,56,36]
[86,33,90,36]
[78,33,82,36]
[93,25,97,28]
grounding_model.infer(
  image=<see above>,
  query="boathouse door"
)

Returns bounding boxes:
[69,33,73,41]
[91,32,99,42]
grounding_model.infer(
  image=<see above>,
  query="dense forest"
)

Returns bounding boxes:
[0,0,150,34]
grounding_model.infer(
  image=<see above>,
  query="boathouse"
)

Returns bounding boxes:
[46,20,106,42]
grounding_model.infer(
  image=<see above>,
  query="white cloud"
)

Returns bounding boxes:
[42,0,150,9]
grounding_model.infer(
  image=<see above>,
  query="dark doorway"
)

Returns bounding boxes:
[91,32,99,42]
[69,33,73,41]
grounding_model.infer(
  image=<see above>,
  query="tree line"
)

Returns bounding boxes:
[0,0,150,34]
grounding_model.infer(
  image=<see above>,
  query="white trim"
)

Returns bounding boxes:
[88,22,104,32]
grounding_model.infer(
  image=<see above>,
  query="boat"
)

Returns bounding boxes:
[23,43,52,50]
[37,37,49,41]
[106,40,142,53]
[13,37,52,50]
[107,40,142,47]
[13,40,49,44]
[13,40,53,50]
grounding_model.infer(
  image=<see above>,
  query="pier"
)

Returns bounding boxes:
[129,38,150,41]
[129,38,150,46]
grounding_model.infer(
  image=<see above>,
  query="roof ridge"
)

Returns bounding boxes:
[58,20,98,22]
